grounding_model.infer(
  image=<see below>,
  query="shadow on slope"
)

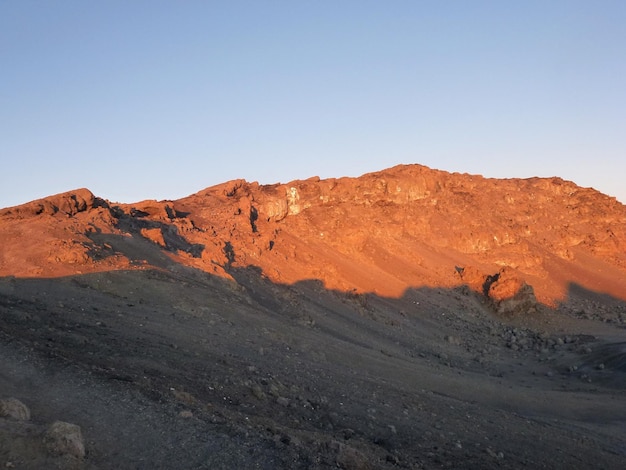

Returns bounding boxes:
[1,261,626,468]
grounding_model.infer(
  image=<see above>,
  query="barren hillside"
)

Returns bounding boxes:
[1,164,625,469]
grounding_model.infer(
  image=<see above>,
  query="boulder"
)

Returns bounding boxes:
[0,397,31,421]
[44,421,85,459]
[487,269,538,315]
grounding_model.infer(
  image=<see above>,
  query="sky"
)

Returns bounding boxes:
[1,1,625,207]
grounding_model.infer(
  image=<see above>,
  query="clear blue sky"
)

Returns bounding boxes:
[2,0,625,207]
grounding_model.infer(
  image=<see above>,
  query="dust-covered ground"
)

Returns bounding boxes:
[1,263,625,469]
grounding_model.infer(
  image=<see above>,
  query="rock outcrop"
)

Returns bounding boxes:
[0,188,96,219]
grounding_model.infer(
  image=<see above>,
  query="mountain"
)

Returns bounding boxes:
[1,164,625,469]
[2,164,625,304]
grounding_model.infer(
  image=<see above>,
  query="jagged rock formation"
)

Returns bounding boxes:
[2,164,625,307]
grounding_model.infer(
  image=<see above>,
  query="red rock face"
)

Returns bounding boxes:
[1,164,625,306]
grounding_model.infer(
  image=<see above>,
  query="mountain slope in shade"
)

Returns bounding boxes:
[2,164,625,306]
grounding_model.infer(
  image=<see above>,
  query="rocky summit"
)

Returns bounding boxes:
[1,164,626,469]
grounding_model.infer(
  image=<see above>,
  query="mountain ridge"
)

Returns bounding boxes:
[2,164,625,307]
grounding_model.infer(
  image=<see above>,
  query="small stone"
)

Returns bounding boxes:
[250,384,266,400]
[277,396,290,407]
[0,398,30,421]
[341,428,355,440]
[486,447,504,460]
[386,454,400,464]
[268,384,280,397]
[445,335,460,345]
[179,410,193,418]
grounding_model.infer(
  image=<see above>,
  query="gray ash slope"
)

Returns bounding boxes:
[1,263,625,469]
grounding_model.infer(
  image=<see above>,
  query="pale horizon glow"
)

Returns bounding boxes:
[1,1,625,207]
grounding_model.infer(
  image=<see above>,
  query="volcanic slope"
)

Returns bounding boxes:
[1,164,626,469]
